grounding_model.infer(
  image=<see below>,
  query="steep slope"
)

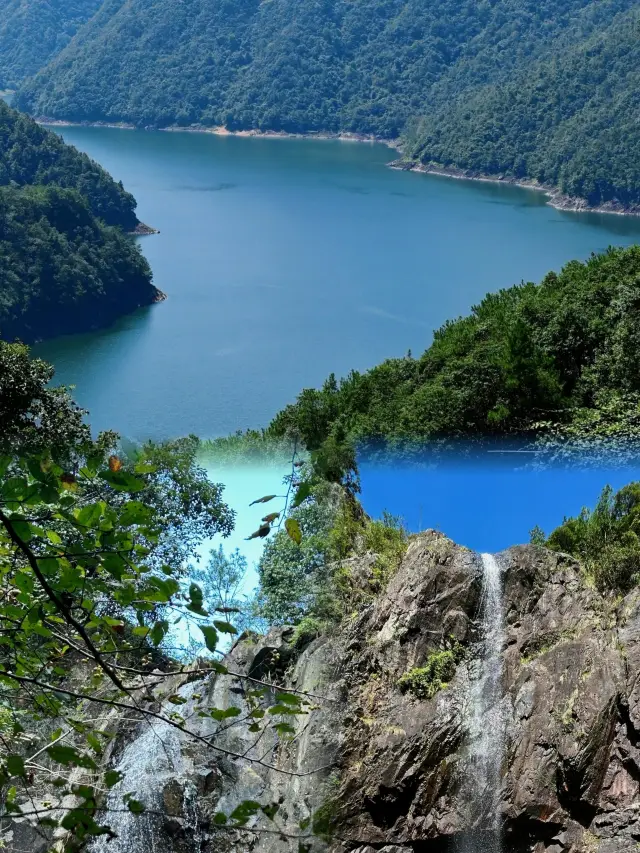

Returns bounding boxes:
[0,185,158,343]
[0,100,160,342]
[0,100,138,230]
[15,0,632,138]
[268,245,640,446]
[7,533,640,853]
[0,0,103,89]
[407,6,640,208]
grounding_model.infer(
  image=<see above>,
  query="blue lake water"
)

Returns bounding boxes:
[28,128,640,585]
[34,126,640,442]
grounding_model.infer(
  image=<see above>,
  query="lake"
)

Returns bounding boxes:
[35,126,640,442]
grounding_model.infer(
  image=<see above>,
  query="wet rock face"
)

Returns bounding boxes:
[326,535,640,853]
[8,533,640,853]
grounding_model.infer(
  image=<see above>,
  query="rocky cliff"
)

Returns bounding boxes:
[6,531,640,853]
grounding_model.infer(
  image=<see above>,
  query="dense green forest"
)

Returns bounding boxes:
[268,246,640,454]
[0,185,156,343]
[13,0,640,205]
[0,100,138,230]
[0,101,158,342]
[407,6,640,208]
[0,0,102,89]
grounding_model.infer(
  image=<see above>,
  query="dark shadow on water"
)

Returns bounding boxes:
[169,182,237,192]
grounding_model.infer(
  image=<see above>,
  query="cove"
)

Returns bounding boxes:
[34,126,640,441]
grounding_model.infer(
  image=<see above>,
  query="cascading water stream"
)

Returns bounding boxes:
[89,681,205,853]
[459,552,506,853]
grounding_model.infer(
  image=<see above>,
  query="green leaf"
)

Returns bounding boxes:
[86,733,102,755]
[104,770,123,788]
[249,495,277,506]
[291,480,313,509]
[187,582,208,616]
[200,625,219,653]
[150,619,169,646]
[209,707,241,721]
[127,799,145,814]
[98,470,146,493]
[261,803,280,820]
[119,501,153,526]
[48,744,97,770]
[167,695,187,705]
[77,502,104,529]
[229,800,262,826]
[213,812,228,826]
[213,620,238,635]
[6,755,25,777]
[275,692,303,706]
[285,518,302,545]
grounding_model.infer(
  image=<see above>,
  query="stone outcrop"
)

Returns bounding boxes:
[6,531,640,853]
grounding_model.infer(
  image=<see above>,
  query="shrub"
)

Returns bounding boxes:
[397,642,465,700]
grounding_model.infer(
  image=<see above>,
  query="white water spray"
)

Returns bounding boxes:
[90,681,204,853]
[459,552,505,853]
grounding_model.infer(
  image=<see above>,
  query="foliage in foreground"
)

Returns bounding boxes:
[534,482,640,593]
[0,345,329,848]
[257,480,408,628]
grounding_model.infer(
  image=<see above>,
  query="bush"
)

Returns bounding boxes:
[541,482,640,593]
[397,642,465,700]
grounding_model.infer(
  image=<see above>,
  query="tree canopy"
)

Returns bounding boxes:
[268,246,640,454]
[0,185,156,343]
[13,0,640,204]
[0,0,102,90]
[0,100,139,230]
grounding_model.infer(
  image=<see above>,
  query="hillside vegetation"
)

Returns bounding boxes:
[13,0,640,205]
[0,101,158,343]
[268,246,640,450]
[0,100,138,230]
[0,185,156,343]
[14,0,630,136]
[407,6,640,208]
[0,0,102,89]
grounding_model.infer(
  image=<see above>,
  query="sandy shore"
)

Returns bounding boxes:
[37,117,399,148]
[389,159,640,218]
[38,116,640,217]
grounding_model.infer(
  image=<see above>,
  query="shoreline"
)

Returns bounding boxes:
[38,117,640,217]
[388,159,640,218]
[37,117,400,149]
[132,222,160,236]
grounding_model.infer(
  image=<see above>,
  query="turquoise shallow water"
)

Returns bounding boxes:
[34,126,640,442]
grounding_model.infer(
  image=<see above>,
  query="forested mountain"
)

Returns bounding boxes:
[268,246,640,450]
[0,0,102,89]
[0,185,156,343]
[15,0,633,137]
[407,6,640,208]
[0,100,138,230]
[0,101,157,343]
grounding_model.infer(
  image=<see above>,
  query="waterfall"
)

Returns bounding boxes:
[459,552,505,853]
[90,681,205,853]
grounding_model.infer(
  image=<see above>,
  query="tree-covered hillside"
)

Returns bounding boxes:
[0,185,156,343]
[268,246,640,450]
[15,0,632,139]
[407,7,640,208]
[0,101,158,343]
[0,0,102,89]
[0,100,138,230]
